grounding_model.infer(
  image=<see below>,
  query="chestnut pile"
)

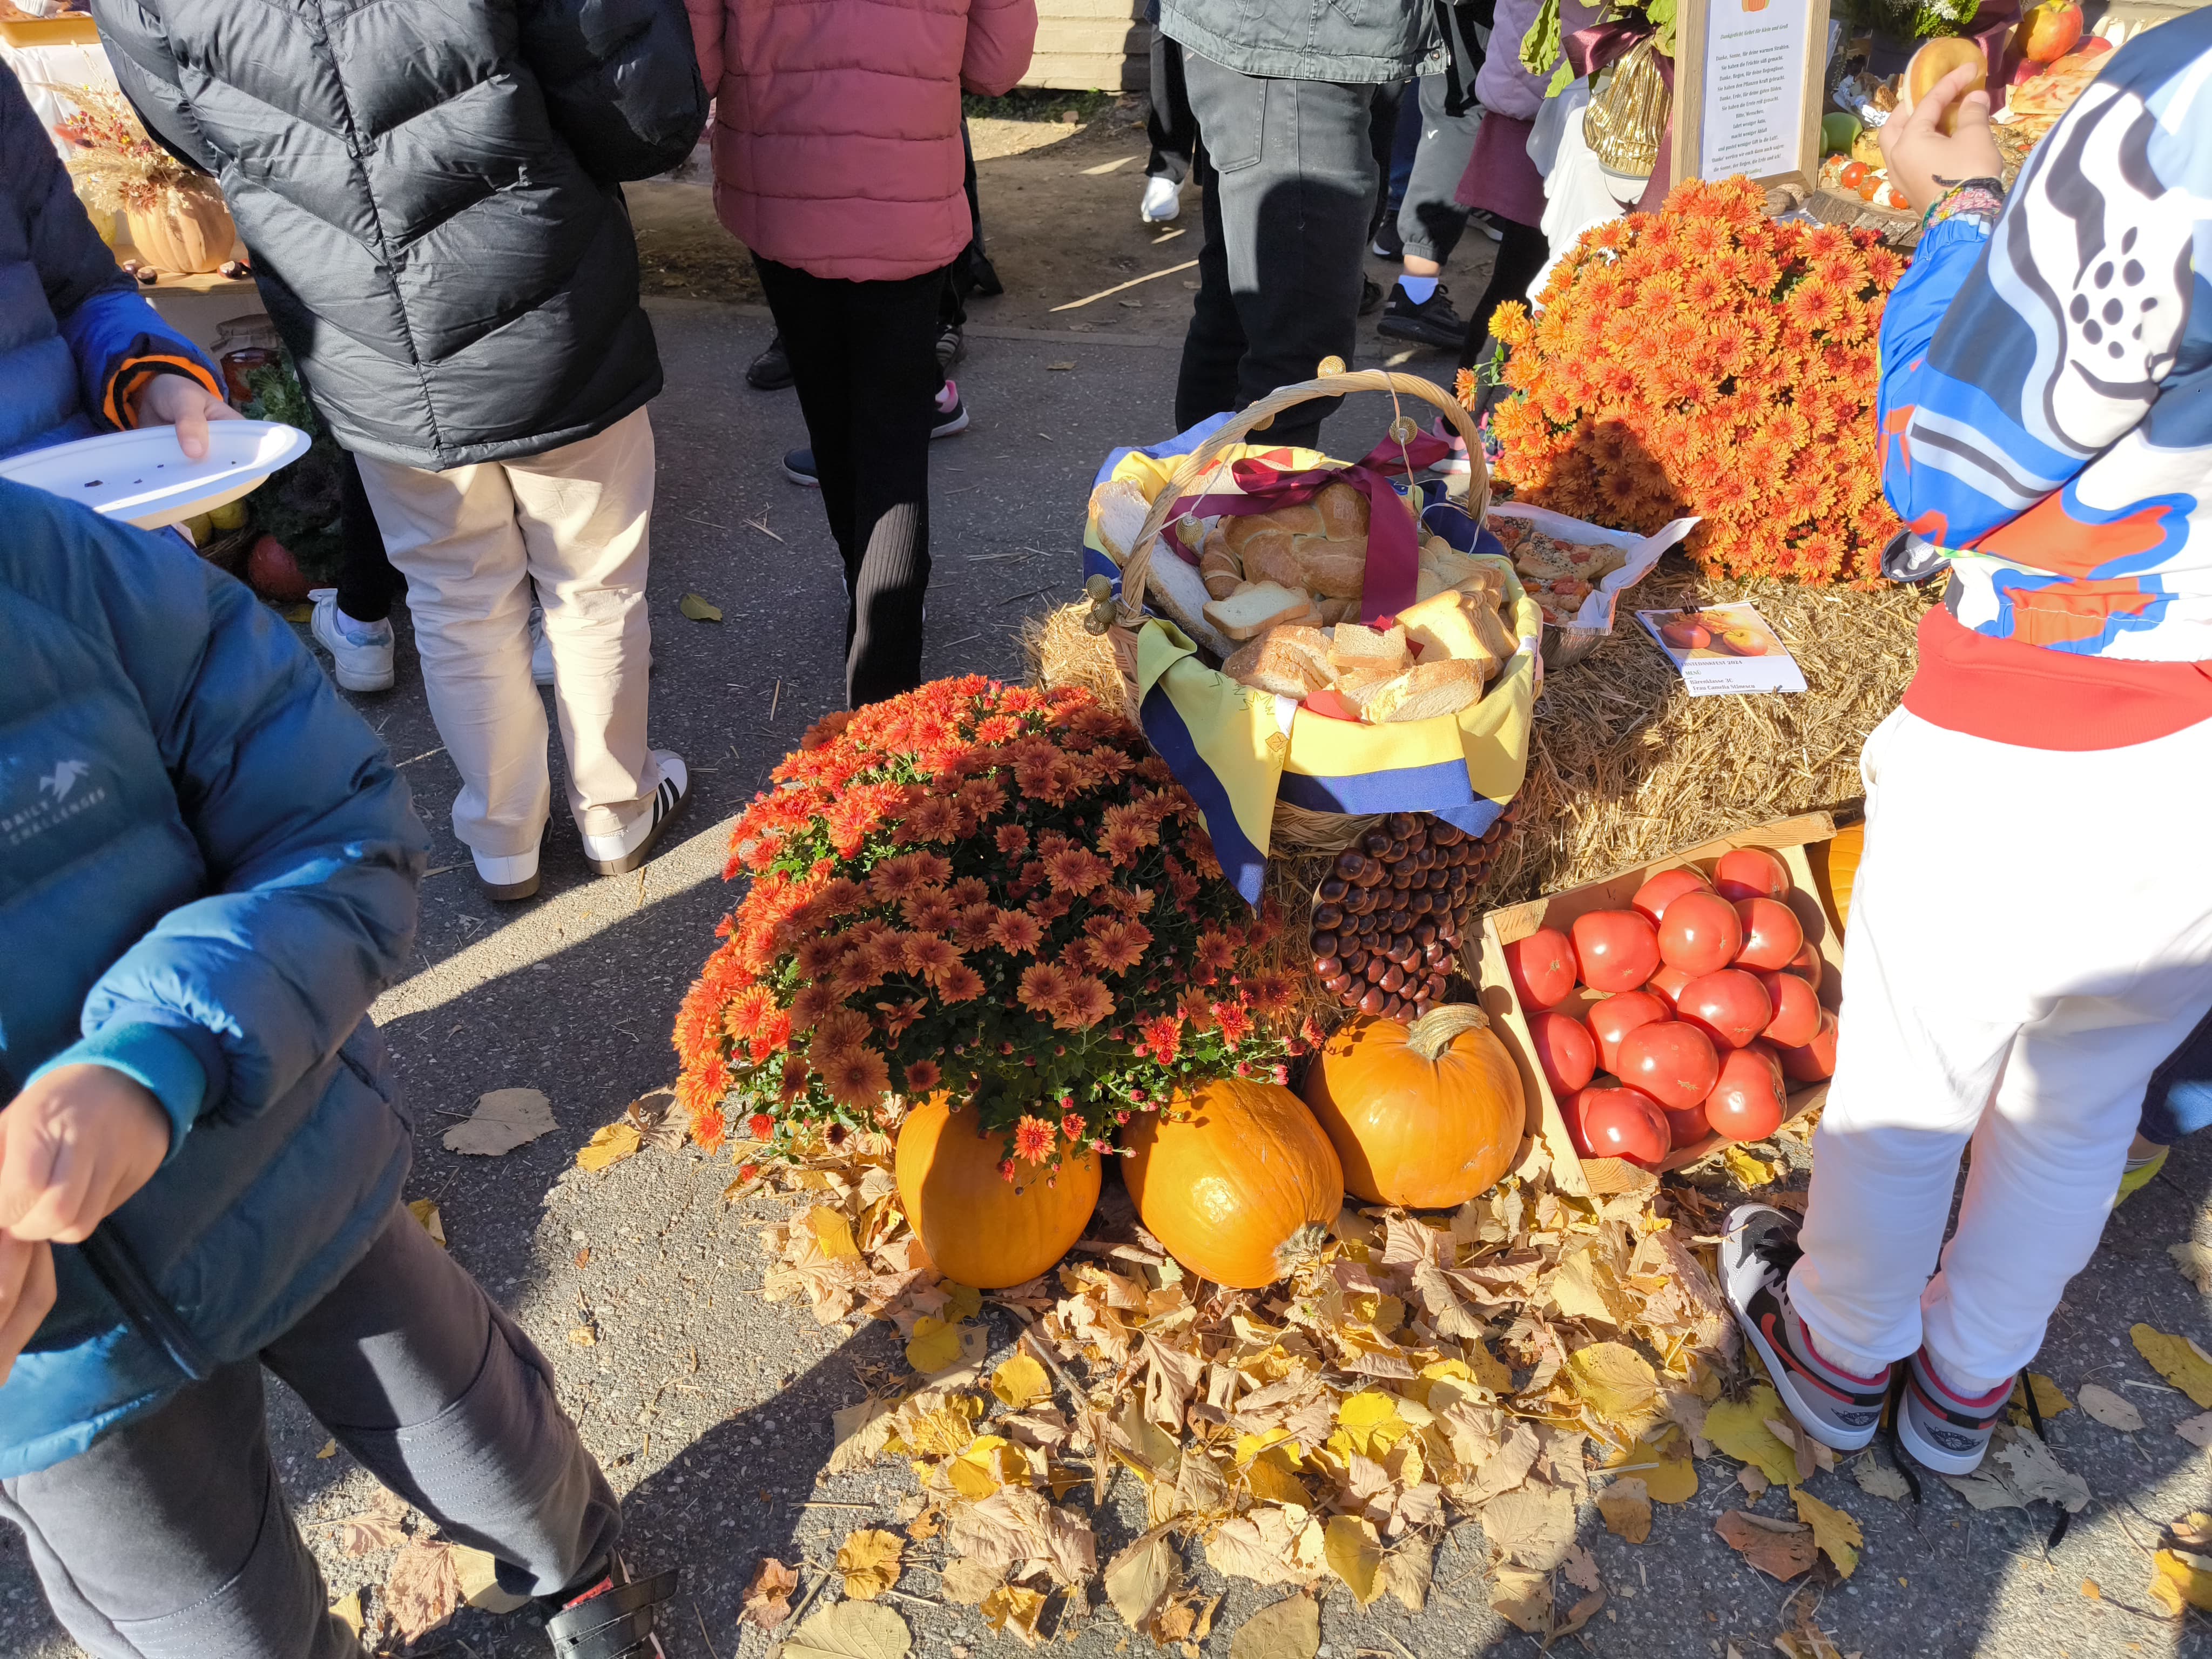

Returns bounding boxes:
[1308,806,1518,1020]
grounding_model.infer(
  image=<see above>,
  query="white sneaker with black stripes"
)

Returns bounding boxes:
[581,751,690,876]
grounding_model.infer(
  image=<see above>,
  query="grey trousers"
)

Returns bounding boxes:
[1174,51,1379,447]
[1397,69,1483,265]
[1,1206,619,1659]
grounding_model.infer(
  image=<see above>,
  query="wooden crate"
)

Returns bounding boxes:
[1030,0,1146,90]
[1475,812,1846,1197]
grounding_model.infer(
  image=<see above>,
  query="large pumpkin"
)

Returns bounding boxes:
[895,1095,1100,1289]
[1301,1006,1525,1207]
[1122,1077,1344,1289]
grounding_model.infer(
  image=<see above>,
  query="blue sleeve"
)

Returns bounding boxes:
[58,288,222,435]
[1873,22,2211,552]
[31,491,429,1144]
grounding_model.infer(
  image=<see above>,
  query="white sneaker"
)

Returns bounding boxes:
[529,606,554,687]
[581,751,690,876]
[307,589,395,693]
[1140,176,1182,224]
[473,847,541,902]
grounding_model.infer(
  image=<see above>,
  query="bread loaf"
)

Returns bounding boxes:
[1199,529,1243,599]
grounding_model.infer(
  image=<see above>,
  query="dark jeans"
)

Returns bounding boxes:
[2142,1002,2212,1146]
[756,255,945,706]
[1146,25,1196,185]
[1459,214,1549,370]
[1175,53,1380,449]
[334,448,402,624]
[0,1207,618,1659]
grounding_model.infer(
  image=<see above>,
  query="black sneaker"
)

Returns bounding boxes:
[746,333,793,391]
[540,1557,676,1659]
[1371,219,1406,260]
[1898,1348,2009,1474]
[1467,208,1507,243]
[1359,276,1384,318]
[1378,281,1468,349]
[782,447,819,487]
[785,383,963,488]
[1720,1203,1895,1453]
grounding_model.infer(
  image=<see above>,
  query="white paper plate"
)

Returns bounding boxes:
[0,420,311,529]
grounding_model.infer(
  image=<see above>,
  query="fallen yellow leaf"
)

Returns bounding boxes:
[1705,1385,1800,1487]
[2149,1548,2212,1616]
[981,1583,1047,1647]
[943,1282,983,1321]
[906,1316,970,1375]
[1323,1514,1383,1607]
[678,591,724,623]
[1597,1476,1651,1543]
[2133,1325,2212,1409]
[406,1198,447,1247]
[835,1528,904,1601]
[1564,1341,1665,1436]
[809,1206,860,1261]
[990,1353,1051,1410]
[315,1438,338,1460]
[1792,1488,1863,1578]
[575,1122,642,1173]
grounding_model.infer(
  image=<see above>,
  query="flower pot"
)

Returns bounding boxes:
[126,182,237,275]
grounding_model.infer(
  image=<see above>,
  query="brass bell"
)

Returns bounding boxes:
[1387,414,1420,444]
[1316,355,1346,377]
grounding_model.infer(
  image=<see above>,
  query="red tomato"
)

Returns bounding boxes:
[1588,990,1670,1074]
[1505,926,1577,1010]
[1778,1009,1840,1082]
[1663,1099,1710,1150]
[1839,160,1870,188]
[1616,1020,1721,1111]
[1713,847,1791,902]
[1529,1010,1597,1097]
[1645,963,1695,1012]
[1631,866,1711,926]
[1657,890,1745,976]
[1705,1042,1788,1142]
[1570,1086,1671,1168]
[1757,969,1822,1048]
[1678,969,1772,1051]
[1570,909,1662,993]
[1732,896,1806,973]
[1785,940,1823,990]
[1886,187,1911,211]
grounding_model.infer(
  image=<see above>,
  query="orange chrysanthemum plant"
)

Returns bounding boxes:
[1464,176,1907,585]
[671,677,1295,1179]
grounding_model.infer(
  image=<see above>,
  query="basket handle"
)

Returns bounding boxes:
[1112,366,1491,628]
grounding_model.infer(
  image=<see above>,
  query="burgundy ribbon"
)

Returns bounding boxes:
[1161,433,1449,624]
[1563,16,1674,86]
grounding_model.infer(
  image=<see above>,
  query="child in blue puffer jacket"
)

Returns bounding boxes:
[0,480,674,1658]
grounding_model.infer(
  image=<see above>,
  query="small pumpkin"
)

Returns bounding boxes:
[1817,822,1864,932]
[1122,1077,1344,1289]
[895,1094,1100,1289]
[1301,1005,1526,1208]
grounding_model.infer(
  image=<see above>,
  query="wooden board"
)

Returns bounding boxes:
[1030,0,1145,91]
[1476,811,1843,1196]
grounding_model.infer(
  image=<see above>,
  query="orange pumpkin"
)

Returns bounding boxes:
[1815,822,1864,933]
[895,1094,1100,1289]
[1301,1006,1526,1207]
[1122,1077,1344,1289]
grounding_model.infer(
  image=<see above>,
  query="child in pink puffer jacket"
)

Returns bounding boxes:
[686,0,1037,707]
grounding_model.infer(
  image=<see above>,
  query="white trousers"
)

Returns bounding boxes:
[1791,707,2212,1392]
[356,409,659,857]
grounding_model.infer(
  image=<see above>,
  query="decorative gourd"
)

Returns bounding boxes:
[1301,1006,1526,1207]
[1122,1078,1344,1289]
[1819,823,1864,932]
[895,1095,1100,1289]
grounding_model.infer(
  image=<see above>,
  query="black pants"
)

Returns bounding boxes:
[333,448,403,624]
[1174,55,1380,449]
[1145,25,1196,184]
[1459,215,1549,370]
[756,256,945,707]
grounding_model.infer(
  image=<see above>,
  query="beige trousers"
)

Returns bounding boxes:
[356,409,660,857]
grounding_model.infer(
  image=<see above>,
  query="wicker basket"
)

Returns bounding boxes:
[1095,368,1498,857]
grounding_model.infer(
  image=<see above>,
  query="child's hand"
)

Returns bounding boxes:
[0,1065,171,1247]
[129,372,241,462]
[0,1236,53,1387]
[1878,65,2003,217]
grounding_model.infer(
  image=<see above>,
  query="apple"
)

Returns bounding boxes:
[1660,619,1712,651]
[2009,56,2046,85]
[2017,0,2082,63]
[1717,627,1769,657]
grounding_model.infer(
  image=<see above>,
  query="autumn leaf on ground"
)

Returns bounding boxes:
[383,1537,464,1642]
[1103,1532,1179,1630]
[678,592,724,623]
[1323,1514,1384,1606]
[1706,1385,1800,1487]
[2076,1382,2144,1432]
[329,1588,365,1638]
[315,1437,339,1460]
[1714,1510,1816,1582]
[1229,1593,1319,1659]
[406,1198,446,1247]
[575,1121,642,1173]
[980,1584,1047,1647]
[741,1557,799,1628]
[2177,1411,2212,1451]
[1603,1431,1698,1503]
[442,1087,557,1156]
[837,1529,905,1600]
[1597,1476,1652,1543]
[1384,1536,1434,1613]
[2176,1513,2212,1549]
[1488,1564,1553,1633]
[2011,1372,2070,1420]
[2132,1324,2212,1408]
[1772,1621,1849,1659]
[906,1316,982,1377]
[453,1544,527,1614]
[782,1599,912,1659]
[990,1353,1051,1410]
[1738,1466,1770,1499]
[1480,1484,1578,1570]
[1853,1456,1912,1501]
[2148,1549,2212,1617]
[939,1556,1001,1605]
[1791,1488,1863,1577]
[328,1513,408,1554]
[2169,1240,2212,1294]
[1565,1341,1666,1436]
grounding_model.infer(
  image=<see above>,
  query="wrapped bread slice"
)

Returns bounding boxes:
[1380,657,1483,721]
[1205,581,1321,640]
[1327,622,1410,675]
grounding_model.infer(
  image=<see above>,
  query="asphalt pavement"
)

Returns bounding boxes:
[3,301,2209,1659]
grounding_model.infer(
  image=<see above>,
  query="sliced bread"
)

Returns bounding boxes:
[1204,581,1321,641]
[1380,657,1483,722]
[1327,621,1411,675]
[1090,477,1152,567]
[1395,591,1500,679]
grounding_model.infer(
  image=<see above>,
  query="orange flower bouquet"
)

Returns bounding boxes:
[1466,177,1907,585]
[671,677,1296,1177]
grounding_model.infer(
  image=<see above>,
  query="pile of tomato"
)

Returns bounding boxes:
[1503,847,1839,1169]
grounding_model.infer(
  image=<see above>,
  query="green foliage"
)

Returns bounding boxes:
[240,350,344,582]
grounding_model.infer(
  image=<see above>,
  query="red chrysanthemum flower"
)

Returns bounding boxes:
[904,1059,942,1093]
[935,963,985,1003]
[819,1044,892,1107]
[1141,1014,1182,1065]
[996,823,1030,856]
[1061,1112,1086,1141]
[991,909,1044,955]
[746,1112,775,1141]
[1011,1114,1055,1164]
